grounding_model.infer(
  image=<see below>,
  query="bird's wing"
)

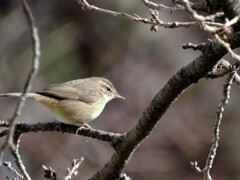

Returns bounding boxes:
[39,81,100,104]
[40,84,80,100]
[69,80,102,104]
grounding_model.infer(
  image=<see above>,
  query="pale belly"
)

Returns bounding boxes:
[48,100,106,125]
[35,94,108,125]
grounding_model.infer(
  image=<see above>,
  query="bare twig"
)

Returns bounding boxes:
[0,121,9,127]
[42,165,57,180]
[0,0,40,164]
[3,161,24,179]
[75,0,226,33]
[75,0,225,32]
[233,73,240,86]
[179,0,240,62]
[204,12,225,21]
[141,0,183,12]
[65,158,84,180]
[11,134,31,180]
[180,0,220,32]
[75,0,199,29]
[183,39,215,53]
[183,42,207,51]
[203,70,237,180]
[224,15,240,27]
[190,161,202,174]
[213,34,240,61]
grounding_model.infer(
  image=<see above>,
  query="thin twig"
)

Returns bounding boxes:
[75,0,198,29]
[213,34,240,61]
[233,73,240,86]
[203,70,237,180]
[65,157,84,180]
[0,0,40,164]
[141,0,183,12]
[179,0,240,62]
[3,161,24,179]
[179,0,220,32]
[42,165,57,180]
[11,134,31,180]
[190,161,202,174]
[182,42,207,51]
[204,12,224,21]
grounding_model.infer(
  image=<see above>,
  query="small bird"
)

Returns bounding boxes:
[0,77,124,128]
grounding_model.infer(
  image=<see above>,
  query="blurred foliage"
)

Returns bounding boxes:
[1,0,240,180]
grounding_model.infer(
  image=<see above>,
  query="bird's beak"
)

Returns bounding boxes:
[115,94,125,100]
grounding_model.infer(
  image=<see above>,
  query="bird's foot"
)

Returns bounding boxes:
[76,123,91,135]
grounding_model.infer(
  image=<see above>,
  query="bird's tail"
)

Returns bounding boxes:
[0,93,36,98]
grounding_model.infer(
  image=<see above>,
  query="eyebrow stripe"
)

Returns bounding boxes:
[99,81,112,89]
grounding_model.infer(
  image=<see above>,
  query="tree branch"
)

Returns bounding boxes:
[11,134,31,180]
[202,70,237,180]
[3,161,24,179]
[141,0,184,12]
[0,0,40,164]
[64,158,84,180]
[0,121,123,145]
[89,32,240,179]
[75,0,199,29]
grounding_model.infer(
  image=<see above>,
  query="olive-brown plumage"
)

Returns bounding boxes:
[0,77,124,127]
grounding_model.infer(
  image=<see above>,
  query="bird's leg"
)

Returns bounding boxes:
[75,123,91,135]
[82,123,91,128]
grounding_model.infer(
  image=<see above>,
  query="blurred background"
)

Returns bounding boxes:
[1,0,240,179]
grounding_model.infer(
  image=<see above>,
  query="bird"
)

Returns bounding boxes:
[0,77,124,128]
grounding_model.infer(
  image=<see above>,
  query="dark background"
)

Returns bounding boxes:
[1,0,240,179]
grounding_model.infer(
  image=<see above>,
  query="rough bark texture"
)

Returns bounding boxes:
[89,32,240,179]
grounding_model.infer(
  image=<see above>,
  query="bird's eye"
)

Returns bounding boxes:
[106,87,111,91]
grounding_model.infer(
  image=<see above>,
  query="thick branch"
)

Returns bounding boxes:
[89,32,240,179]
